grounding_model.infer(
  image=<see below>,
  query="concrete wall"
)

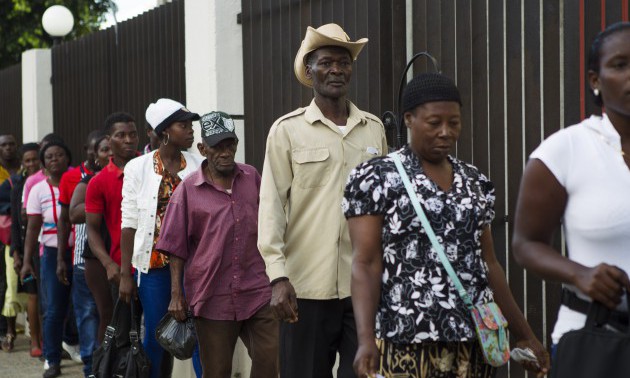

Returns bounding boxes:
[21,49,54,143]
[178,0,250,375]
[185,0,245,163]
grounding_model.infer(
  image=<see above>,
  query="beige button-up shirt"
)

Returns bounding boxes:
[258,99,388,299]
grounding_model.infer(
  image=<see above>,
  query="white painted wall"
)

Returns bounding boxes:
[21,49,54,143]
[178,1,250,376]
[185,0,245,164]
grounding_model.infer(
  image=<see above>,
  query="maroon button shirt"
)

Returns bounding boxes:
[156,161,271,321]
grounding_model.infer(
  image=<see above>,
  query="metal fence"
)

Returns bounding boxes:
[0,64,23,144]
[51,0,186,161]
[241,0,630,377]
[241,0,408,167]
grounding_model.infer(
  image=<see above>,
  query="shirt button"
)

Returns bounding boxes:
[236,219,239,222]
[235,237,239,241]
[233,275,237,279]
[231,201,235,204]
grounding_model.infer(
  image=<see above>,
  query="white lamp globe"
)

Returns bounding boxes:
[42,5,74,38]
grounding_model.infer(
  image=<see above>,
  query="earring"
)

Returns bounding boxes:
[163,133,170,146]
[593,88,600,97]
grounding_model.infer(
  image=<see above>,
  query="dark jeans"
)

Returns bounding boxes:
[280,297,357,378]
[72,266,99,376]
[40,246,73,365]
[195,304,279,378]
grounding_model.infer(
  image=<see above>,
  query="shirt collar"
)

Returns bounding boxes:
[398,145,461,193]
[80,162,93,176]
[192,160,246,187]
[304,99,367,128]
[153,149,187,176]
[600,113,620,141]
[583,113,623,150]
[106,158,124,178]
[399,145,423,172]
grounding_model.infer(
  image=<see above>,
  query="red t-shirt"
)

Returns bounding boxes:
[59,162,93,206]
[85,160,123,265]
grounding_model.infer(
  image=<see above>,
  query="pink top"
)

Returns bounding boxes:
[21,170,46,209]
[26,180,73,248]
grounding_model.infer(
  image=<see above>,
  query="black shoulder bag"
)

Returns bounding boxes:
[91,298,150,378]
[551,293,630,378]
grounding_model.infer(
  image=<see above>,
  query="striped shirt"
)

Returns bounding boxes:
[69,168,92,267]
[73,223,87,268]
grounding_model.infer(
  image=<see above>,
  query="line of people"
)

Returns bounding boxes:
[0,20,628,378]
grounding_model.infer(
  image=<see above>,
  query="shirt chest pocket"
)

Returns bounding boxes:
[136,198,155,229]
[292,147,331,189]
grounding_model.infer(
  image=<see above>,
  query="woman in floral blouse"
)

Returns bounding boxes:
[343,73,549,378]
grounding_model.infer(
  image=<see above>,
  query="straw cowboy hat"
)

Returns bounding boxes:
[294,23,368,87]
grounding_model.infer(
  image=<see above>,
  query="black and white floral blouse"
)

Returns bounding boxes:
[342,145,496,344]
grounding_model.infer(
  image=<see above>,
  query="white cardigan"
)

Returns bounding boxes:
[121,150,204,275]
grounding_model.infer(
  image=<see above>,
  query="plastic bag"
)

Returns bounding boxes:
[155,312,197,360]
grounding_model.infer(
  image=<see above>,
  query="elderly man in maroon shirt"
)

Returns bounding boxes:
[156,111,278,377]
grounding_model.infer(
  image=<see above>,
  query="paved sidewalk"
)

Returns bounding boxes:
[0,335,83,378]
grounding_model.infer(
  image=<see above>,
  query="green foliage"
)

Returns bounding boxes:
[0,0,114,69]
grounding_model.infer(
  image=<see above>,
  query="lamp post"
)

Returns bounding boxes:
[42,5,74,45]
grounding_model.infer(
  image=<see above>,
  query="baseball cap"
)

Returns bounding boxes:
[145,98,200,134]
[200,111,238,147]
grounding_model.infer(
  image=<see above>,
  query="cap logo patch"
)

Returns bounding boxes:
[201,114,235,137]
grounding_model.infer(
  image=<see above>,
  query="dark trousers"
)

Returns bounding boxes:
[195,304,279,378]
[41,246,73,365]
[280,297,357,378]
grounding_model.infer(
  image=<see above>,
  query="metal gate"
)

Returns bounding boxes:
[241,1,630,377]
[51,0,186,161]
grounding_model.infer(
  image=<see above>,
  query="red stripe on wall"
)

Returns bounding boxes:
[623,0,629,21]
[580,0,585,120]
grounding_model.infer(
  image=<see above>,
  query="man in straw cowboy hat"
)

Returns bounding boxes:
[258,23,388,377]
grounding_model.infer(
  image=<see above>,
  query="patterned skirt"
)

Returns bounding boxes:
[376,339,496,378]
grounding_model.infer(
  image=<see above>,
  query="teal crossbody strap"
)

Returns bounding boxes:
[391,152,474,308]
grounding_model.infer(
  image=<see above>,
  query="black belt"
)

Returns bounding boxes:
[561,289,629,329]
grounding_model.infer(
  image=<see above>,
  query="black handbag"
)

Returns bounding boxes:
[91,299,150,378]
[551,295,630,378]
